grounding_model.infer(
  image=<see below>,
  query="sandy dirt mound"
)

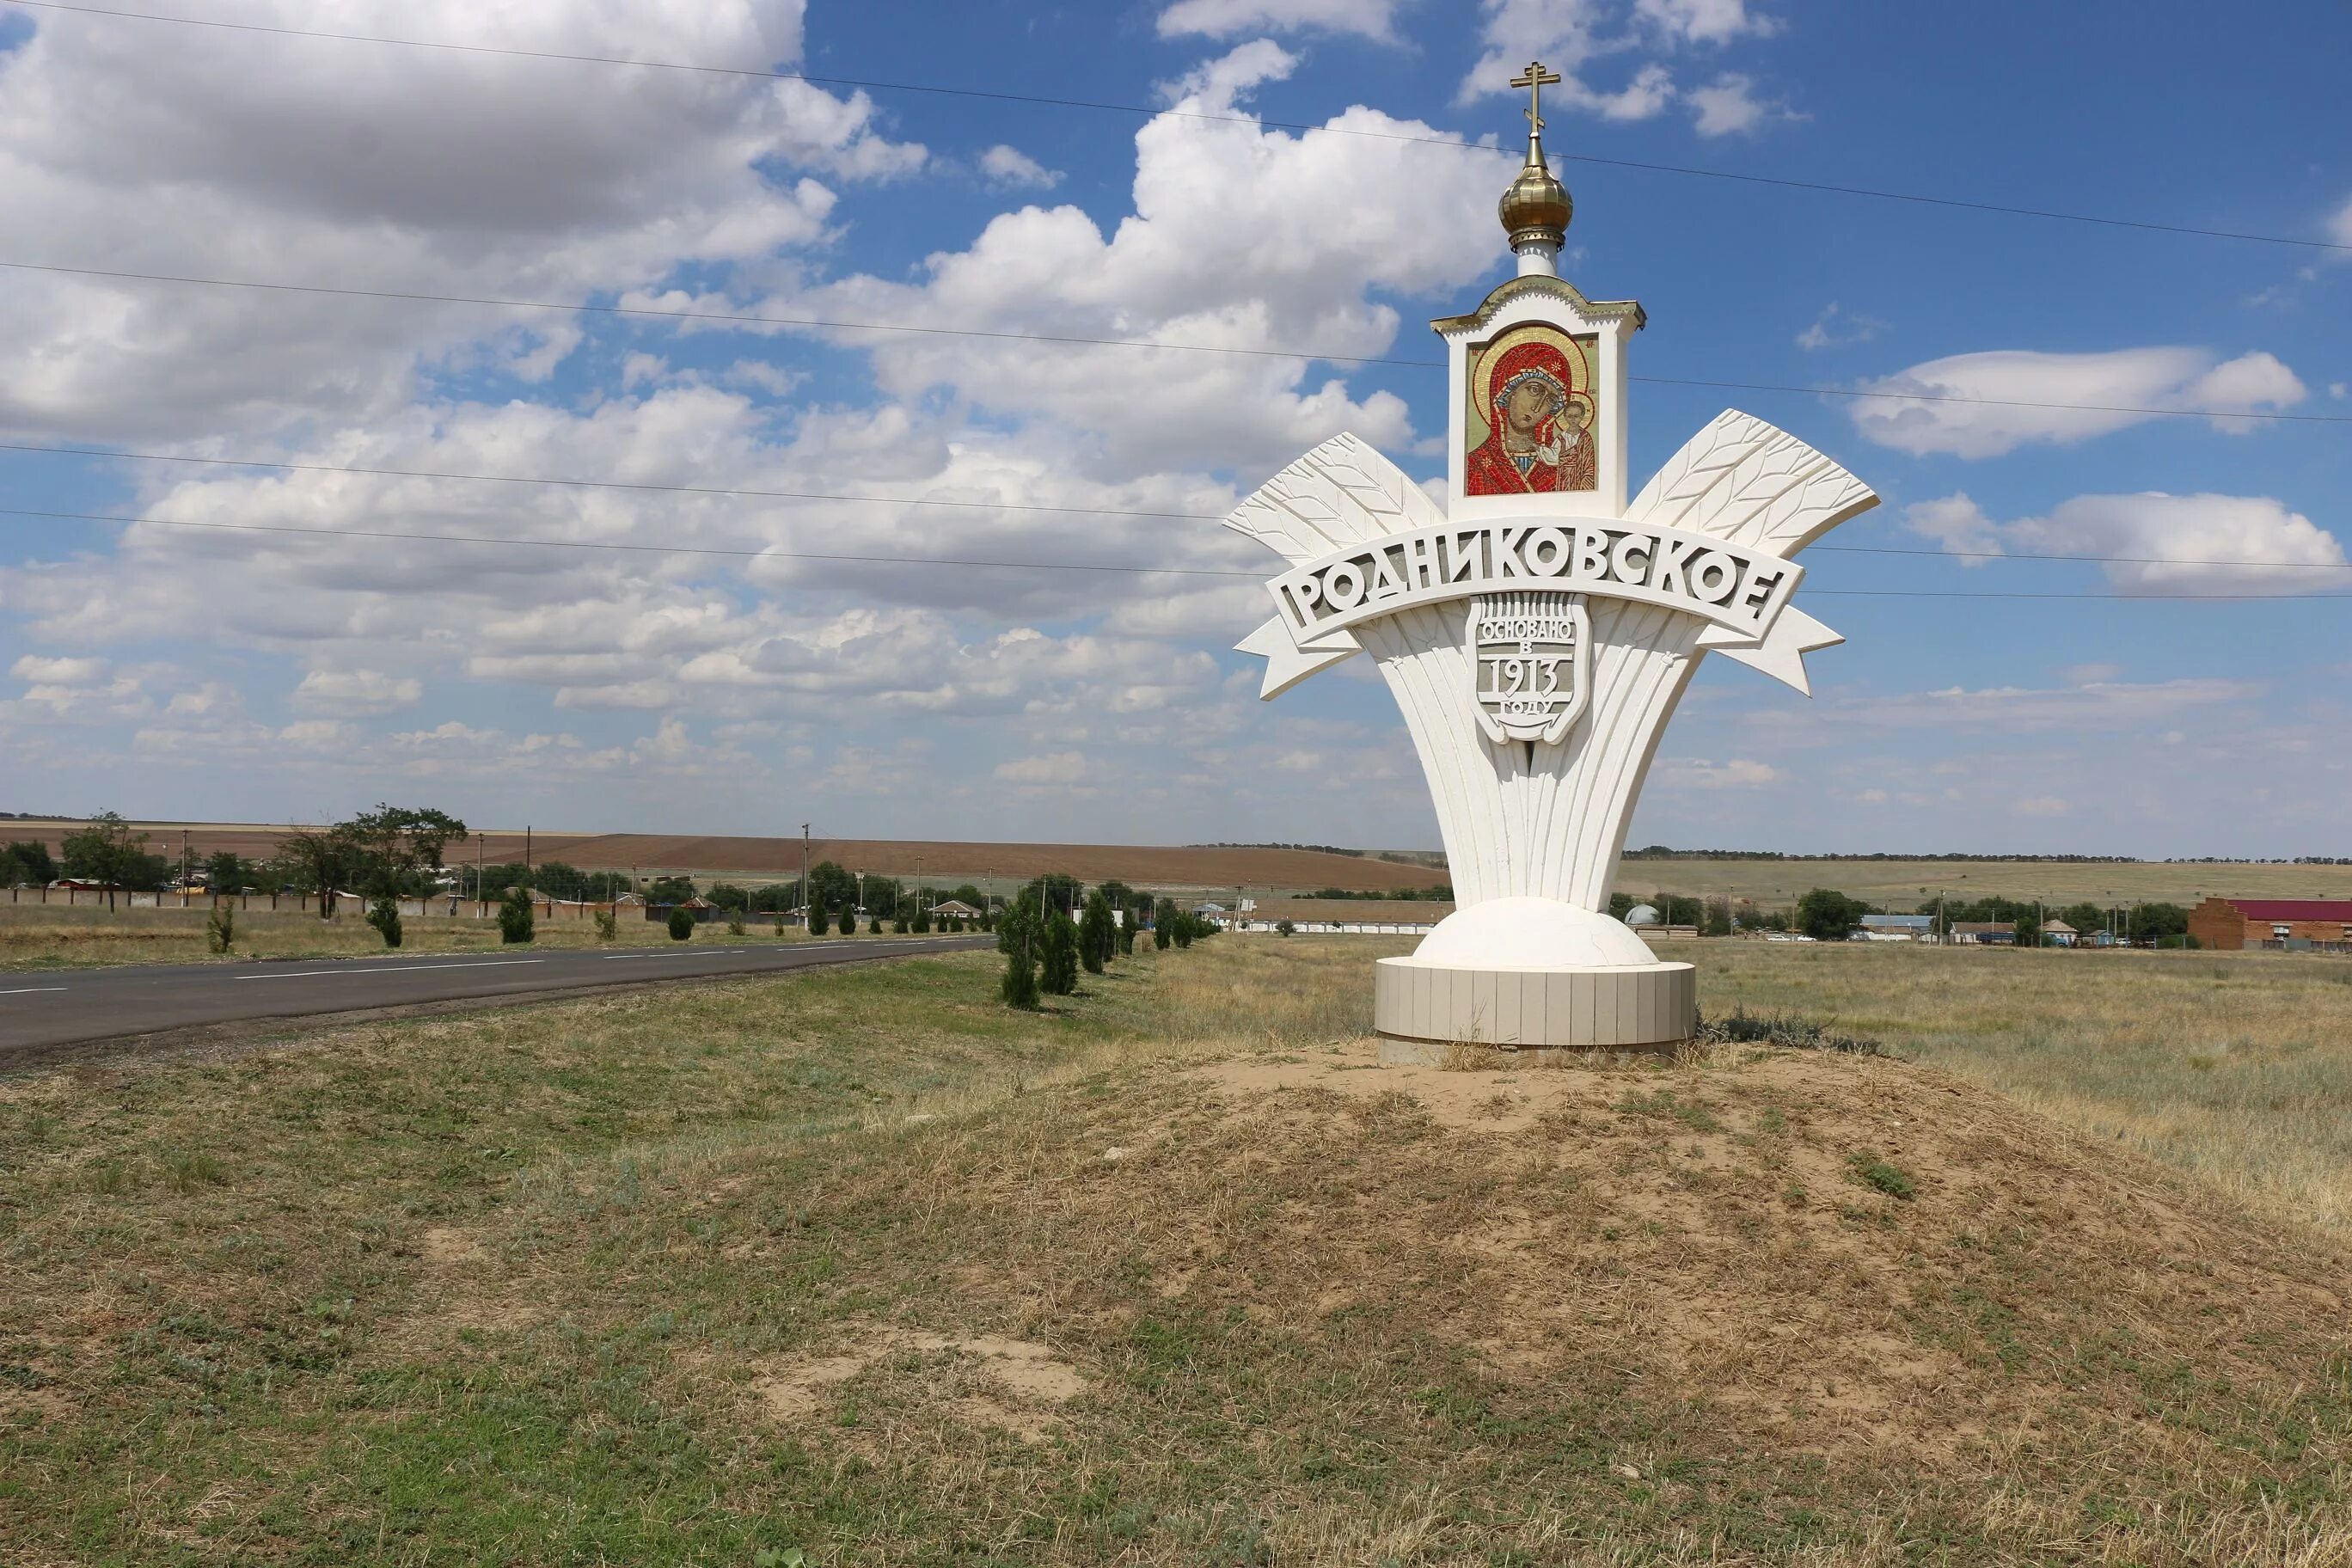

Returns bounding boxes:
[1103,1038,2349,1467]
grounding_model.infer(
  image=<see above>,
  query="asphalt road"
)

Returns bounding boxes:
[0,936,993,1069]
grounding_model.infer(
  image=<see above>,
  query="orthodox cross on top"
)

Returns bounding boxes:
[1510,60,1562,150]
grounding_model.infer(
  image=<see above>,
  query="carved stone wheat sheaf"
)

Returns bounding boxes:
[1226,412,1877,910]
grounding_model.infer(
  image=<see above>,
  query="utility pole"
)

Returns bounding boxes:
[801,824,811,934]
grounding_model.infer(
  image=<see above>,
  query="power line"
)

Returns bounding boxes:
[1,257,2343,426]
[1803,588,2352,601]
[12,505,2351,601]
[9,0,2347,256]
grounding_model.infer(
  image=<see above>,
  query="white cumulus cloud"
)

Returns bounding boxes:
[0,0,922,444]
[979,144,1063,190]
[1159,0,1408,40]
[1685,72,1791,136]
[292,669,424,716]
[1849,347,2307,457]
[1903,490,2347,592]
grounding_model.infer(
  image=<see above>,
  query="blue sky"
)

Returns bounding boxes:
[0,0,2346,856]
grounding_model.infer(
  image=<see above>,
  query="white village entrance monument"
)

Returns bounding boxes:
[1226,64,1880,1055]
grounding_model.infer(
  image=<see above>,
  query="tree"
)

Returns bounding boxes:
[1154,897,1178,951]
[1608,891,1637,922]
[498,885,536,945]
[63,812,164,911]
[343,804,468,897]
[1080,890,1115,975]
[1041,910,1080,995]
[1702,897,1734,938]
[647,874,696,903]
[809,904,830,937]
[276,825,358,918]
[2014,908,2043,949]
[868,916,882,935]
[1117,916,1134,956]
[1172,911,1195,949]
[203,849,248,893]
[2128,902,2189,942]
[2059,902,2107,940]
[912,903,931,934]
[1794,888,1871,942]
[668,906,695,941]
[1276,919,1296,937]
[1,838,58,888]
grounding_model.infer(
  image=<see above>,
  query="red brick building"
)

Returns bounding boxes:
[2187,897,2352,952]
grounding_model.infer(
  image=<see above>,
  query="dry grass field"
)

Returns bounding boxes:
[1614,856,2352,909]
[3,938,2349,1564]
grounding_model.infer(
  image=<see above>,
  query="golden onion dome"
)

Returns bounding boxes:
[1498,154,1571,251]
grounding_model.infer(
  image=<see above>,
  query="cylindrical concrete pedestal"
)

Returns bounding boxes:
[1374,954,1694,1052]
[1370,896,1697,1055]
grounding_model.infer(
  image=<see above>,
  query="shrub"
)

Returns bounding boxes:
[1173,913,1194,950]
[912,907,930,934]
[594,906,618,941]
[367,896,403,949]
[867,916,881,935]
[1001,940,1040,1008]
[774,915,787,935]
[667,906,694,941]
[727,913,747,937]
[1041,910,1080,995]
[1695,1008,1883,1056]
[498,887,535,945]
[893,916,909,934]
[1276,919,1296,937]
[1080,891,1114,975]
[1117,918,1135,956]
[205,903,236,954]
[810,905,830,937]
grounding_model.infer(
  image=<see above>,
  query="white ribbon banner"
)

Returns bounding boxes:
[1239,518,1841,700]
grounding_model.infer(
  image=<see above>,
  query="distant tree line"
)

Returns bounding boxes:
[1620,845,2141,864]
[1296,885,1454,901]
[1190,842,1367,857]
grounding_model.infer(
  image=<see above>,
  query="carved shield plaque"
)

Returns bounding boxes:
[1469,590,1588,745]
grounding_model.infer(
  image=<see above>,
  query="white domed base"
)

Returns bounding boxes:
[1412,896,1663,971]
[1375,897,1695,1053]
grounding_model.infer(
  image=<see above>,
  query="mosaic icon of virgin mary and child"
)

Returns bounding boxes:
[1464,327,1598,495]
